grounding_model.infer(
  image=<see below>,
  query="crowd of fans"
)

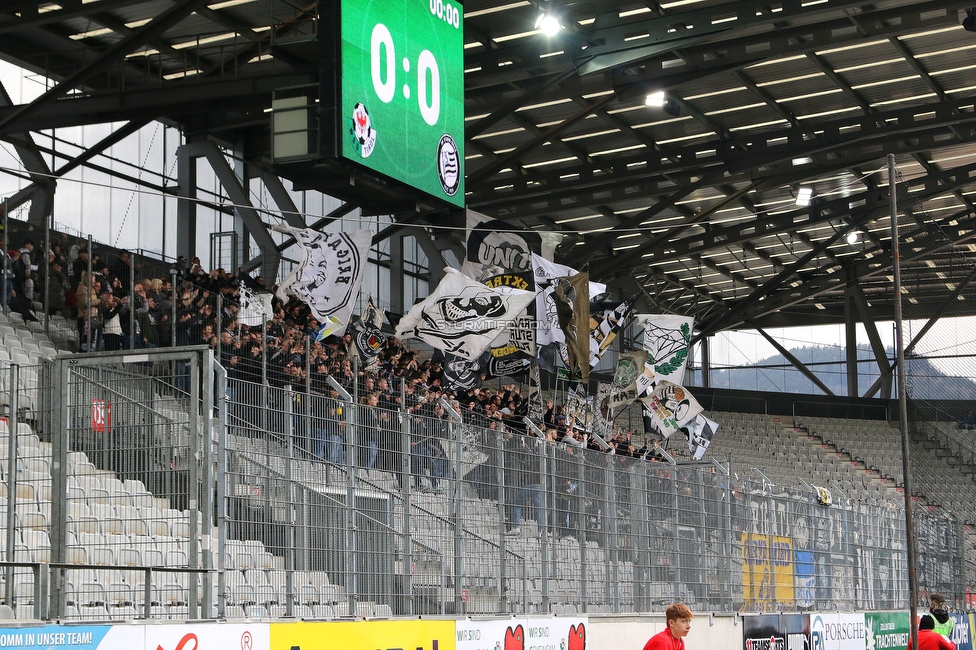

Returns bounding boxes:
[3,232,656,451]
[0,231,755,554]
[5,233,680,519]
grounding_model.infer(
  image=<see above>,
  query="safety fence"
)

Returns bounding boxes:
[0,349,964,621]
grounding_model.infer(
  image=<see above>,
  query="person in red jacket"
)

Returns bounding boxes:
[909,615,956,650]
[643,603,694,650]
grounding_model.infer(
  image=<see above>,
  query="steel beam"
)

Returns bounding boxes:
[755,325,835,396]
[0,80,54,226]
[0,0,212,134]
[850,282,894,399]
[191,140,281,282]
[698,206,976,337]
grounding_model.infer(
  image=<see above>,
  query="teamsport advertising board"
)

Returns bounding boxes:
[339,0,465,207]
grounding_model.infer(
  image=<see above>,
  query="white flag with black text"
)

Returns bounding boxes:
[276,228,372,332]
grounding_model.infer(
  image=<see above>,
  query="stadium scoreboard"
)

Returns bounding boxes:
[321,0,466,208]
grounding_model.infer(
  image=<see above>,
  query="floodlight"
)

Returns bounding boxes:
[536,12,562,36]
[846,231,860,245]
[795,187,813,207]
[645,91,666,107]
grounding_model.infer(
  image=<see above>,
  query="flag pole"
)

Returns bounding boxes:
[890,153,919,649]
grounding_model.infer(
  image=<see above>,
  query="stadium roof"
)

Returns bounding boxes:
[1,0,976,336]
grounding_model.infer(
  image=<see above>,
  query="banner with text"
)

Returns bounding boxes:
[455,618,587,650]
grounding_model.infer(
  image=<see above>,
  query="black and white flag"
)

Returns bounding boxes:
[276,228,371,332]
[683,414,719,460]
[350,296,384,371]
[238,285,273,327]
[442,351,490,390]
[462,209,562,279]
[532,253,606,347]
[589,294,637,368]
[394,267,536,360]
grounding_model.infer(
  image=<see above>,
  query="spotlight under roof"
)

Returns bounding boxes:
[536,12,562,36]
[645,91,666,107]
[795,187,814,207]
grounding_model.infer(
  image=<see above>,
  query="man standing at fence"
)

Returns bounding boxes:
[642,603,693,650]
[929,594,955,639]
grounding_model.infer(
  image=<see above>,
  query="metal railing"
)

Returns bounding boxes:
[0,349,965,621]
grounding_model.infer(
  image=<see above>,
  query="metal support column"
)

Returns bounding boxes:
[400,381,413,615]
[440,399,464,614]
[215,364,228,619]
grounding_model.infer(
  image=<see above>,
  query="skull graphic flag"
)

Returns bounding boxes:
[442,350,490,390]
[395,267,536,360]
[276,228,372,333]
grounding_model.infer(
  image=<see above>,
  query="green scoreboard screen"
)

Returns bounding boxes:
[336,0,465,207]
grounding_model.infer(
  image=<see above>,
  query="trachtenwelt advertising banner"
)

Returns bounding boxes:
[455,617,587,650]
[864,611,910,650]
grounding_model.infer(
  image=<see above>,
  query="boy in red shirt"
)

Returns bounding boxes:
[643,603,694,650]
[909,615,955,650]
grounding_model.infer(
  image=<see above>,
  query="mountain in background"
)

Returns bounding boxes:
[707,344,976,399]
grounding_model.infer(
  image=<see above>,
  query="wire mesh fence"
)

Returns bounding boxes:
[0,346,966,621]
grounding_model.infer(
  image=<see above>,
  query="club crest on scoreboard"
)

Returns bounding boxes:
[350,102,377,158]
[437,133,460,196]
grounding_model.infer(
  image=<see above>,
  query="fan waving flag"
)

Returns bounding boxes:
[395,267,536,360]
[442,351,490,390]
[602,350,647,415]
[685,414,719,460]
[276,228,372,333]
[639,380,703,438]
[589,294,637,368]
